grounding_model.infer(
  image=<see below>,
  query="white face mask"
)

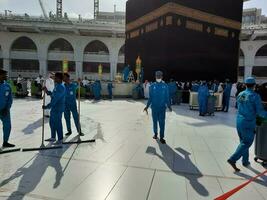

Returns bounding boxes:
[156,79,162,83]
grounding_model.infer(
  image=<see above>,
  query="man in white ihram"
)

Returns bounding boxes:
[44,73,55,118]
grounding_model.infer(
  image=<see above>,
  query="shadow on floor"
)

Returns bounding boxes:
[234,165,267,187]
[146,142,209,197]
[22,118,48,135]
[0,137,79,200]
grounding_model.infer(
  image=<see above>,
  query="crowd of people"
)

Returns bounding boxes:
[1,69,267,172]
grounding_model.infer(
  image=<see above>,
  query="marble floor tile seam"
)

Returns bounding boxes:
[103,166,129,200]
[23,149,263,182]
[145,169,157,200]
[61,163,104,199]
[201,135,230,177]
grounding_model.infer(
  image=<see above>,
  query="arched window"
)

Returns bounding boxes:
[256,44,267,57]
[239,49,244,57]
[48,38,74,52]
[11,36,37,51]
[84,40,109,55]
[118,45,125,56]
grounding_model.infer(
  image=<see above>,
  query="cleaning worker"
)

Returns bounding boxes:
[44,72,55,117]
[168,79,178,105]
[63,73,84,136]
[43,72,65,144]
[144,71,172,144]
[227,77,267,171]
[107,81,114,100]
[0,69,15,148]
[92,80,101,100]
[198,81,209,116]
[122,65,130,82]
[222,79,232,112]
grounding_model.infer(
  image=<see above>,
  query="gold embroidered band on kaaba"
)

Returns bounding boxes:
[126,2,241,32]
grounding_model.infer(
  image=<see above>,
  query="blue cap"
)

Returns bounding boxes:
[245,77,256,84]
[155,71,163,77]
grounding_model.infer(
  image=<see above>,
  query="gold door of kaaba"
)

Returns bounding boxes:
[125,0,244,82]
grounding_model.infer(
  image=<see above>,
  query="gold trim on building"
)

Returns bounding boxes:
[186,20,203,32]
[214,27,228,37]
[145,21,158,33]
[166,16,173,26]
[130,29,140,38]
[126,2,241,32]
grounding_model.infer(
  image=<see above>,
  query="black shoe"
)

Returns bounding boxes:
[160,138,166,144]
[65,132,72,136]
[79,132,85,136]
[45,115,50,118]
[227,159,241,172]
[153,135,158,140]
[242,162,251,167]
[2,142,16,148]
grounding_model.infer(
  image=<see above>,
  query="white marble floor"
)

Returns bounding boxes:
[0,99,266,200]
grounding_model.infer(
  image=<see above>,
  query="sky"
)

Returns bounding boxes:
[0,0,266,18]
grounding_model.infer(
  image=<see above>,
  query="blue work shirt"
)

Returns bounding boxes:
[237,88,267,128]
[224,83,232,97]
[146,81,170,110]
[191,84,200,92]
[168,82,177,95]
[0,81,13,111]
[65,82,78,106]
[47,83,66,113]
[198,85,209,100]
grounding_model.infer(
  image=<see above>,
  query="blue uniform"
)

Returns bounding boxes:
[222,83,232,112]
[64,82,80,133]
[92,81,101,100]
[168,82,177,105]
[46,83,65,141]
[211,83,219,93]
[146,81,170,138]
[107,83,113,99]
[0,81,13,143]
[198,84,209,115]
[229,88,267,165]
[122,66,130,82]
[191,84,199,92]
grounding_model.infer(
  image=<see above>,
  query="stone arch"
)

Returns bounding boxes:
[11,36,37,51]
[118,44,125,56]
[84,40,109,54]
[48,38,74,52]
[255,44,267,57]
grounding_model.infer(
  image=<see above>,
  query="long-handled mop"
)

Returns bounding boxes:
[22,83,62,152]
[63,79,95,144]
[0,147,21,154]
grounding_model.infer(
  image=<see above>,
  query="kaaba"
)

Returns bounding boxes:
[125,0,244,82]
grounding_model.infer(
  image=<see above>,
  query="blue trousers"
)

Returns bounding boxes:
[152,108,166,139]
[198,98,207,115]
[229,120,255,165]
[108,89,112,99]
[222,95,230,111]
[49,111,63,141]
[0,112,11,143]
[64,104,80,133]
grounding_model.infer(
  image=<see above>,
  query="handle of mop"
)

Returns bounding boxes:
[42,80,46,144]
[78,80,81,133]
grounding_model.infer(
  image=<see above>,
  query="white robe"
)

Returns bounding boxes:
[44,78,54,116]
[143,82,150,99]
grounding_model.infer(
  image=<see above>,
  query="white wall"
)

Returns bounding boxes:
[0,32,125,80]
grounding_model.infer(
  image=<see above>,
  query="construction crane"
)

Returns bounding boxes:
[94,0,99,19]
[38,0,48,19]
